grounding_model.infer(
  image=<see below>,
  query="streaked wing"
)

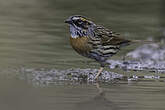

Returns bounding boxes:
[94,25,130,45]
[88,25,131,61]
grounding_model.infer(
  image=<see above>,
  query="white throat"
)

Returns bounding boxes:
[69,25,80,38]
[70,34,79,38]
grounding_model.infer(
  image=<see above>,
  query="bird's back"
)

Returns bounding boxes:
[86,25,131,63]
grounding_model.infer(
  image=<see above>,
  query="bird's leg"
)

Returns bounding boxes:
[95,67,104,80]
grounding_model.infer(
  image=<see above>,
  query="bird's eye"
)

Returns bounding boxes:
[77,19,83,24]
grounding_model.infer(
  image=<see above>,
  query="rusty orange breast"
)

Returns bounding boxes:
[70,36,92,56]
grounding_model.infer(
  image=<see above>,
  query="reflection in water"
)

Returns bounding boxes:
[1,76,165,110]
[75,83,119,110]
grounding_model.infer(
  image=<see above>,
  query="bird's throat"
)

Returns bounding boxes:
[69,25,87,38]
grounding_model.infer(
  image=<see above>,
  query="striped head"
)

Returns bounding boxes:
[65,15,95,38]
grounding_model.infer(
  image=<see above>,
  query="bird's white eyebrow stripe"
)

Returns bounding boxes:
[72,17,80,20]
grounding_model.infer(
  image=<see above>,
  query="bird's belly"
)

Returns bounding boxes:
[70,37,91,57]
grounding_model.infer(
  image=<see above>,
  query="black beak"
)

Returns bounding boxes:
[64,18,72,24]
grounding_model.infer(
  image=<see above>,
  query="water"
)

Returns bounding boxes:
[1,79,165,110]
[0,0,165,110]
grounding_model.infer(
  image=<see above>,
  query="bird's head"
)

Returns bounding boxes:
[65,15,94,30]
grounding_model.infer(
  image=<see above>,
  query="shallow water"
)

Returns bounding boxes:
[1,78,165,110]
[0,0,165,110]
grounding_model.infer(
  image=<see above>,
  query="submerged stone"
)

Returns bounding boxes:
[19,68,123,86]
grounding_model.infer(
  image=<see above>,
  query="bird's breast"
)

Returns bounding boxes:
[70,36,92,57]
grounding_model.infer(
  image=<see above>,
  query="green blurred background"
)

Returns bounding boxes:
[0,0,163,69]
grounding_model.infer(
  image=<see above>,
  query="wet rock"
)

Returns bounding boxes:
[127,44,165,62]
[107,60,165,73]
[107,44,165,73]
[19,68,123,86]
[16,66,165,86]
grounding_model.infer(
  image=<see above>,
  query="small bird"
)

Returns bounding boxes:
[64,15,145,79]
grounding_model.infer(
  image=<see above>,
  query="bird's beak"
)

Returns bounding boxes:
[64,18,72,24]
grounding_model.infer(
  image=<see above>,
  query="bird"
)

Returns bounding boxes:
[64,15,148,80]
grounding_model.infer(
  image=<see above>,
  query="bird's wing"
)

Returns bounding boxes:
[87,25,131,60]
[94,25,130,46]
